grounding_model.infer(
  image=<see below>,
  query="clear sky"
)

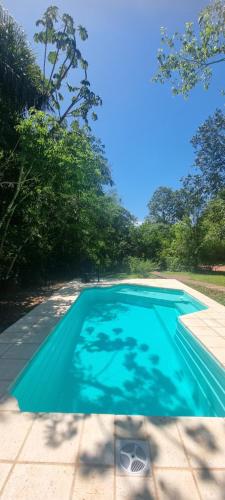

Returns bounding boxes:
[3,0,224,219]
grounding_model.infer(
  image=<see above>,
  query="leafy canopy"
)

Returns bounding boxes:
[199,190,225,264]
[153,0,225,96]
[147,186,186,224]
[0,5,44,111]
[182,108,225,216]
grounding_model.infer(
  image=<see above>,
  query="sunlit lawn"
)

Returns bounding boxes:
[162,271,225,287]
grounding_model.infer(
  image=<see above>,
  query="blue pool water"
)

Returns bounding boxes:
[11,285,225,416]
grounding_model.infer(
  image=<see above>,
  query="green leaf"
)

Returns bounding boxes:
[48,51,58,64]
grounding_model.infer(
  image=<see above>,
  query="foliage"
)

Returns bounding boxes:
[130,221,171,268]
[147,186,186,224]
[153,0,225,97]
[179,108,225,230]
[0,6,123,284]
[0,4,225,286]
[0,5,44,112]
[34,5,102,125]
[184,109,225,201]
[0,5,45,151]
[127,257,157,277]
[74,191,135,274]
[166,218,201,271]
[0,111,116,281]
[199,190,225,264]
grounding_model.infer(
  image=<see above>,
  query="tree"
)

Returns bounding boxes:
[0,5,45,150]
[130,221,170,263]
[147,186,186,224]
[77,192,135,276]
[180,108,225,221]
[0,5,114,284]
[153,0,225,97]
[167,217,200,270]
[0,111,113,281]
[34,6,102,125]
[199,190,225,264]
[190,109,225,195]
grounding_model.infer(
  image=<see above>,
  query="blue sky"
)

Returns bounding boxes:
[3,0,224,219]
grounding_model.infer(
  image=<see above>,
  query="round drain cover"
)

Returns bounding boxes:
[119,440,149,475]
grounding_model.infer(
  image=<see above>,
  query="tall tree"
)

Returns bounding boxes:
[153,0,225,97]
[182,109,225,211]
[199,190,225,264]
[130,221,170,262]
[147,186,186,224]
[34,5,102,125]
[190,109,225,195]
[0,5,45,150]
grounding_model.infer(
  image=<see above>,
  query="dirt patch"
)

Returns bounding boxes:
[0,281,68,334]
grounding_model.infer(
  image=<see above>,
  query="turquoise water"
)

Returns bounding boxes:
[11,285,225,416]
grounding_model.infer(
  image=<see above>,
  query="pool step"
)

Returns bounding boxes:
[175,322,225,416]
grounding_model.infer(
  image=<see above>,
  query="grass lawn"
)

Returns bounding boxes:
[156,271,225,307]
[161,271,225,287]
[184,284,225,307]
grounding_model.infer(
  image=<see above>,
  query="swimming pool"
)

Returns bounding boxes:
[11,284,225,416]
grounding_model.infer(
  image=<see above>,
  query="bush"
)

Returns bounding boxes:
[128,257,157,277]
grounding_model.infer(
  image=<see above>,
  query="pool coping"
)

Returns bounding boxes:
[0,278,225,499]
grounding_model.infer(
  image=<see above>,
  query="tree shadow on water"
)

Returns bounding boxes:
[78,330,138,353]
[85,301,130,323]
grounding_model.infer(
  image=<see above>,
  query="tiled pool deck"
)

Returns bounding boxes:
[0,278,225,499]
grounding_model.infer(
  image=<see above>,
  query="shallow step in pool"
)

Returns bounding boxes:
[11,284,225,416]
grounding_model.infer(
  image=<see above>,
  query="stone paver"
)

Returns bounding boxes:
[0,358,27,381]
[20,413,83,464]
[145,417,189,468]
[185,325,219,338]
[177,418,225,469]
[0,464,74,500]
[1,343,39,359]
[154,469,200,500]
[115,415,146,439]
[115,474,156,499]
[194,335,225,349]
[0,330,48,345]
[72,465,114,500]
[194,469,225,500]
[214,327,225,338]
[0,380,10,399]
[0,464,12,491]
[0,344,11,356]
[210,348,225,366]
[0,412,35,461]
[79,414,114,466]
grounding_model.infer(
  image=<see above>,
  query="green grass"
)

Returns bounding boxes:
[162,271,225,287]
[183,284,225,307]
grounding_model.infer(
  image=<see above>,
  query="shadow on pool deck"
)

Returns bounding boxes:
[0,383,225,498]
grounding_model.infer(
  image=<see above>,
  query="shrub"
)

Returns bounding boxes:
[128,257,157,277]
